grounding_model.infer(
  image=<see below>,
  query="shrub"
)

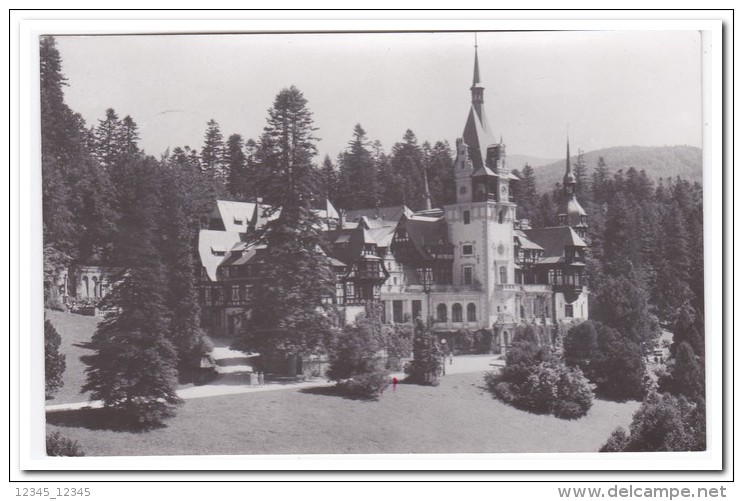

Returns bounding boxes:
[44,318,66,399]
[46,432,84,456]
[600,427,631,452]
[599,392,705,452]
[336,371,390,398]
[327,325,384,381]
[403,318,442,386]
[485,340,593,419]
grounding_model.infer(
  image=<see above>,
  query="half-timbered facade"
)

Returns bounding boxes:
[196,46,590,351]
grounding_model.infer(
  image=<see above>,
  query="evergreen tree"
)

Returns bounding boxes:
[201,119,225,181]
[237,86,335,375]
[516,163,539,222]
[93,108,124,169]
[159,163,213,375]
[225,133,248,199]
[659,341,705,403]
[564,320,646,401]
[83,156,181,427]
[573,149,588,197]
[338,124,380,209]
[319,155,338,204]
[425,140,455,207]
[120,115,141,156]
[389,130,426,209]
[654,201,693,321]
[590,272,660,351]
[591,156,611,205]
[404,318,443,386]
[44,317,66,399]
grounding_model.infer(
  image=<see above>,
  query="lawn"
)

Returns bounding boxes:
[46,371,640,456]
[45,310,101,404]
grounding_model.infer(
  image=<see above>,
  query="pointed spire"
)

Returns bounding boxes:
[564,131,576,190]
[470,35,485,119]
[473,34,481,86]
[422,166,432,211]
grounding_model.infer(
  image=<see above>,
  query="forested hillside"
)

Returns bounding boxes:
[523,145,702,193]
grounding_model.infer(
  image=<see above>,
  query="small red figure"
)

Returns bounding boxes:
[392,376,398,392]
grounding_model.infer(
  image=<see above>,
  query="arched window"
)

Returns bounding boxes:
[92,276,99,298]
[452,303,463,322]
[499,266,507,284]
[436,303,447,322]
[467,303,477,322]
[82,276,89,298]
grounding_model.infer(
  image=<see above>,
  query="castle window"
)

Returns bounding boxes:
[463,266,473,285]
[467,303,477,322]
[452,303,463,322]
[393,300,404,323]
[459,186,467,195]
[499,266,507,284]
[412,300,422,320]
[498,210,504,224]
[463,210,471,224]
[436,303,447,322]
[565,304,574,318]
[462,244,473,256]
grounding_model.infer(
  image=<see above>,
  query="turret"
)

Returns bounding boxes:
[557,136,588,237]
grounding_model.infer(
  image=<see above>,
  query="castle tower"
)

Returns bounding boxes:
[557,136,588,238]
[445,44,518,330]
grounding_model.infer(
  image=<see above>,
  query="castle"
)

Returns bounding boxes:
[196,47,590,353]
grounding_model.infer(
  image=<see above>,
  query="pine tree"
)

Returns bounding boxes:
[425,140,455,207]
[120,115,141,156]
[83,156,181,427]
[573,149,588,197]
[93,108,123,169]
[658,341,705,403]
[591,156,611,205]
[319,155,338,204]
[158,163,213,375]
[338,124,380,209]
[44,317,66,399]
[388,130,426,209]
[517,163,539,222]
[201,119,225,181]
[225,133,248,199]
[237,86,335,375]
[243,139,262,201]
[654,201,693,321]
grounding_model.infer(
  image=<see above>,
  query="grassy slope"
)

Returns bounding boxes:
[46,371,640,456]
[45,310,100,404]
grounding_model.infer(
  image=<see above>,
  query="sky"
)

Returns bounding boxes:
[53,30,703,162]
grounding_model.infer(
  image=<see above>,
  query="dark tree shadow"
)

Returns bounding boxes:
[299,385,380,402]
[46,407,167,433]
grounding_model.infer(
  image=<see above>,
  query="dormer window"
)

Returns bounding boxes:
[234,217,243,225]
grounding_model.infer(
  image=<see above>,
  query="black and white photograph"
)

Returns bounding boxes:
[30,24,719,465]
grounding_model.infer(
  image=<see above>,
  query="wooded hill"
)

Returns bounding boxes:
[510,145,703,193]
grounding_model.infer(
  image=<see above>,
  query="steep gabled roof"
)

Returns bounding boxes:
[198,229,245,281]
[215,200,256,233]
[514,230,544,251]
[345,205,412,223]
[523,226,587,259]
[462,105,497,171]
